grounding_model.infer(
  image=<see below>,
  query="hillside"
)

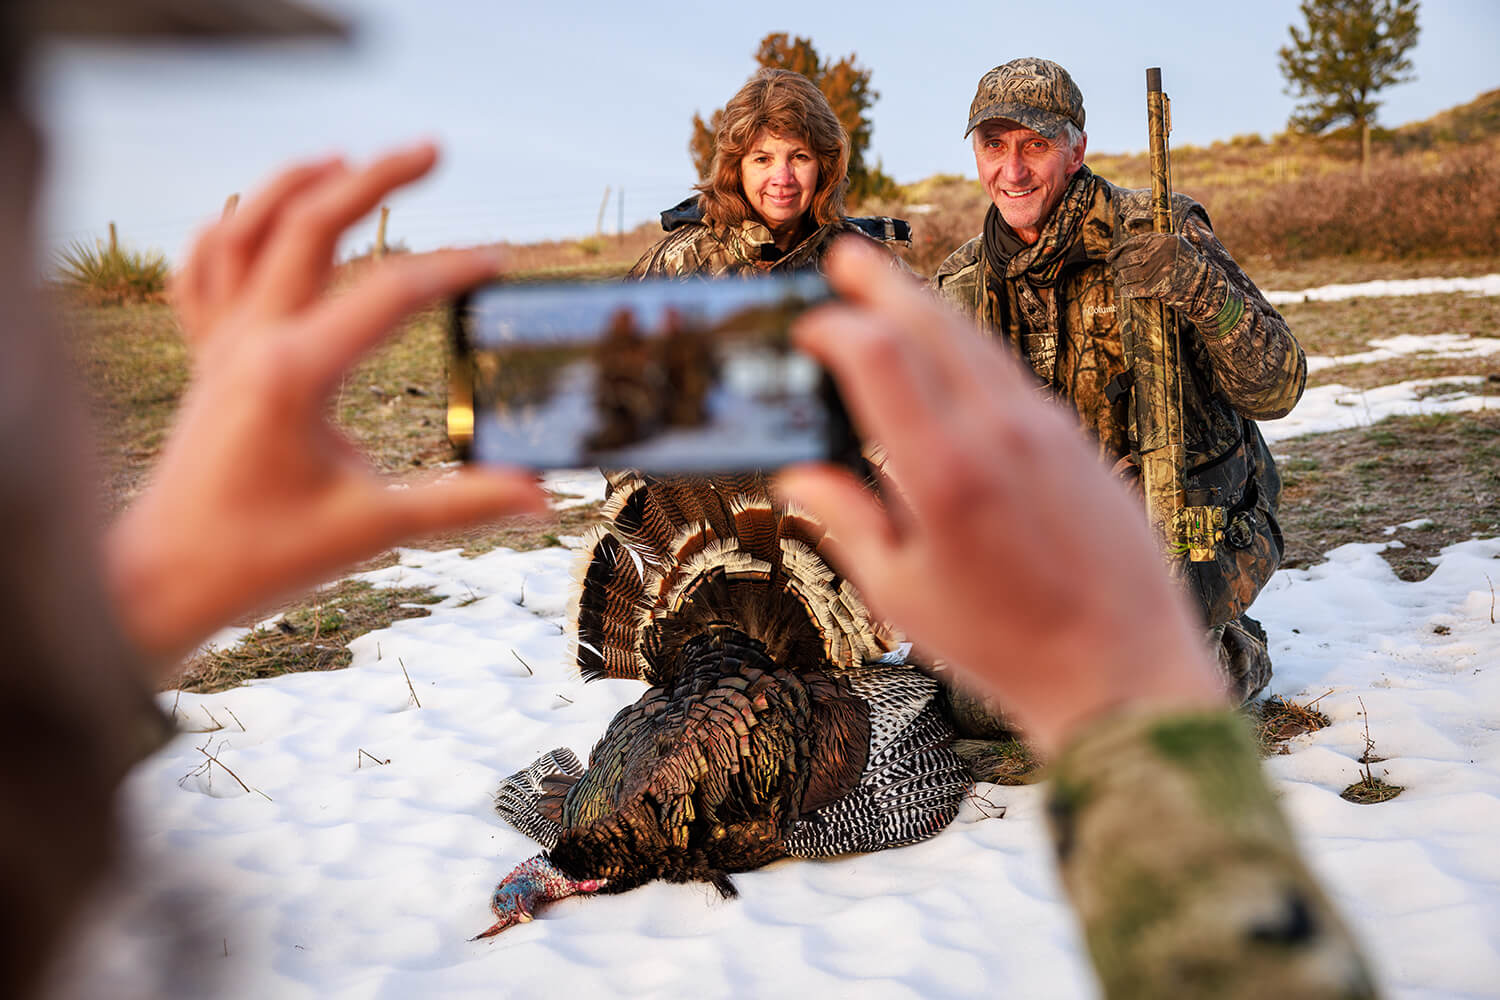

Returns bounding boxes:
[471,88,1500,281]
[1390,87,1500,150]
[857,88,1500,274]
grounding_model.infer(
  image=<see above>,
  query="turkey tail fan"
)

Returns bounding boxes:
[778,539,896,670]
[494,747,585,850]
[640,474,735,540]
[728,494,782,568]
[776,498,828,551]
[642,568,828,685]
[571,471,894,685]
[604,473,679,565]
[569,525,656,681]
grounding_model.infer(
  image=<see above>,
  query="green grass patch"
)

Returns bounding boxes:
[1277,410,1500,580]
[175,580,443,693]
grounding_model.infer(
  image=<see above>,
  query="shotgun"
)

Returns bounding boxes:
[1134,67,1221,562]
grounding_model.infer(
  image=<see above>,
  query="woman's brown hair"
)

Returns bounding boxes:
[697,68,849,231]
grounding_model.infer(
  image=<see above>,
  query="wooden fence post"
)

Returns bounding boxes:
[374,205,390,259]
[595,186,611,238]
[222,193,240,219]
[108,221,117,256]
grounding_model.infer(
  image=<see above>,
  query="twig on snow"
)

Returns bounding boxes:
[358,748,391,768]
[196,745,272,801]
[399,657,422,708]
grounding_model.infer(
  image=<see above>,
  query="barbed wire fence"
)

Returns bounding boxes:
[44,183,691,272]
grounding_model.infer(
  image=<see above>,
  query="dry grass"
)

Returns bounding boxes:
[1251,694,1331,756]
[474,224,662,280]
[175,580,443,693]
[950,738,1040,785]
[1275,410,1500,582]
[1341,776,1404,804]
[53,236,170,306]
[1340,697,1405,804]
[1281,293,1500,366]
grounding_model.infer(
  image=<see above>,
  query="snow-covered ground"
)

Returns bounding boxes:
[71,276,1500,999]
[1263,273,1500,304]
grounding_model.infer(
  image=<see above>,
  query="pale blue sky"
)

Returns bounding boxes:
[35,0,1499,261]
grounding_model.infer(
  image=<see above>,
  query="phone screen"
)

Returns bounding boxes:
[449,274,857,473]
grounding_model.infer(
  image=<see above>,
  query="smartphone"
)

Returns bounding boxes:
[448,273,859,473]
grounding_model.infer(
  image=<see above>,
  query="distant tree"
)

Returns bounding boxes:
[1278,0,1420,170]
[690,33,897,203]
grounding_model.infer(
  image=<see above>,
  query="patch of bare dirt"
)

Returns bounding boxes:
[1274,409,1500,580]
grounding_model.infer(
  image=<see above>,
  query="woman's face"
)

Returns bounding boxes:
[739,130,818,242]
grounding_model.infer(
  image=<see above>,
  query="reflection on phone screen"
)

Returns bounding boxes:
[454,274,850,472]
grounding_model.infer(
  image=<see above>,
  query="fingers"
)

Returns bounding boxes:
[775,463,915,629]
[173,157,347,343]
[246,142,442,319]
[204,159,348,319]
[374,468,549,539]
[295,247,503,392]
[796,238,1042,504]
[775,465,896,573]
[815,237,1034,401]
[795,303,954,465]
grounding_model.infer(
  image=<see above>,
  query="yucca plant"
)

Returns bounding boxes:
[54,231,169,305]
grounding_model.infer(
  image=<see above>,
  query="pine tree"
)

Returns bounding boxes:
[690,33,896,203]
[1278,0,1420,170]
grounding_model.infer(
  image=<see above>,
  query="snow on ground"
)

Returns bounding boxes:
[1261,376,1496,445]
[1305,333,1500,375]
[84,275,1500,999]
[1265,273,1500,304]
[540,468,607,509]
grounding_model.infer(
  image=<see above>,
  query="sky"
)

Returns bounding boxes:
[33,0,1500,262]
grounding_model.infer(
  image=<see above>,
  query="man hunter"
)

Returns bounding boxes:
[934,58,1304,718]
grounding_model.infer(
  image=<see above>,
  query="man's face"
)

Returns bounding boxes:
[972,119,1086,245]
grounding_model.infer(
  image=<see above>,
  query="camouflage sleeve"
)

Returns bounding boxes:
[930,236,984,321]
[1046,707,1381,1000]
[625,228,703,280]
[1179,215,1307,420]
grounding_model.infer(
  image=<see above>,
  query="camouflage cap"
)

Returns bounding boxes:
[964,58,1085,139]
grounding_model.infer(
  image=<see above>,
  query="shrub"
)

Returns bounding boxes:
[1214,141,1500,259]
[55,235,169,306]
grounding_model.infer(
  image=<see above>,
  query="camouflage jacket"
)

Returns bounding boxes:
[1048,708,1380,999]
[934,176,1305,625]
[629,196,910,278]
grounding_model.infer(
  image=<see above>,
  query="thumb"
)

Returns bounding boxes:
[775,465,898,599]
[375,468,548,539]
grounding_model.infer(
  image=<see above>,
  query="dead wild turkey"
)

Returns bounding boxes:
[476,472,971,937]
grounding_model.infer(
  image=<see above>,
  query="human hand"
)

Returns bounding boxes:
[776,237,1224,755]
[107,144,546,667]
[1107,231,1230,325]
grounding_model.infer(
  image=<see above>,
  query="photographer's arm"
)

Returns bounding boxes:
[778,237,1378,999]
[106,145,545,670]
